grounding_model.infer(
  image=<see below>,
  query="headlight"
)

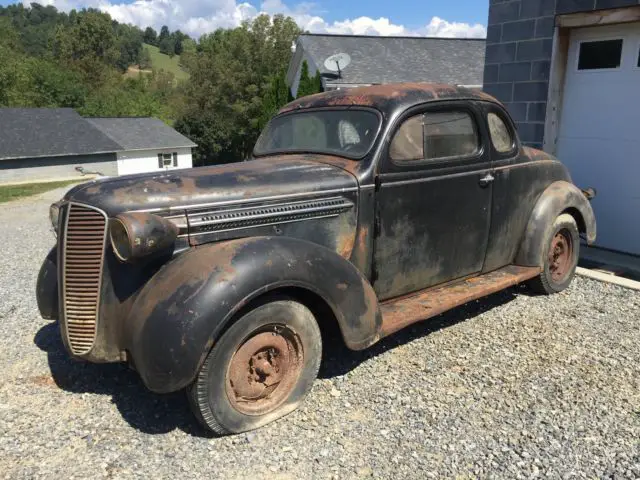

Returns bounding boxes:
[109,218,133,262]
[109,213,179,263]
[49,202,61,235]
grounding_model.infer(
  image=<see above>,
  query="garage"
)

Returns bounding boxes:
[484,3,640,267]
[556,22,640,256]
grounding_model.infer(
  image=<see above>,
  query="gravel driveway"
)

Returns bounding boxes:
[1,187,639,479]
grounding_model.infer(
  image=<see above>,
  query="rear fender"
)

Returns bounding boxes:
[515,181,596,267]
[125,236,381,393]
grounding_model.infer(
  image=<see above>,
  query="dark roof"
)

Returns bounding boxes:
[86,117,197,151]
[296,34,486,87]
[0,108,122,161]
[280,83,499,118]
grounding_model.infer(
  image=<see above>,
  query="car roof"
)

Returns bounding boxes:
[279,83,499,117]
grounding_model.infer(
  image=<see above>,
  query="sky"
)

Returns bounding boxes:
[5,0,489,39]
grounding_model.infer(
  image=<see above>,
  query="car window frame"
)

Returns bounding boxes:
[486,110,516,156]
[482,103,519,161]
[252,106,383,160]
[383,101,487,172]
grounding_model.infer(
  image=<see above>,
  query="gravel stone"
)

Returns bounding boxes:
[1,187,640,479]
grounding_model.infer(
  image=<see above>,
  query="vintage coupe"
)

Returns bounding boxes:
[37,84,596,434]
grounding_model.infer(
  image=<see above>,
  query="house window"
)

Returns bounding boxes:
[157,152,178,168]
[578,39,623,70]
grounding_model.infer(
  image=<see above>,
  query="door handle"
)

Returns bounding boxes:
[479,172,495,187]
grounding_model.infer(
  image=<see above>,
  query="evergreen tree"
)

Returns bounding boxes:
[143,26,157,45]
[296,60,323,98]
[259,70,293,129]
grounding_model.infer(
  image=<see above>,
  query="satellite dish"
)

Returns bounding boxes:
[324,53,351,75]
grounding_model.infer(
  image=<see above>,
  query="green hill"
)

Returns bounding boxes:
[134,43,189,81]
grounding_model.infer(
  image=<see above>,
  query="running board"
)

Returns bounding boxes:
[379,265,541,337]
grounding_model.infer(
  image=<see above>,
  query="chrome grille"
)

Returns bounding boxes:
[62,204,107,355]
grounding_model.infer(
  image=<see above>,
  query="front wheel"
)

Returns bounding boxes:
[527,213,580,295]
[188,299,322,435]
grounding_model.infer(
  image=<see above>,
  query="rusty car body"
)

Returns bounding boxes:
[36,83,596,434]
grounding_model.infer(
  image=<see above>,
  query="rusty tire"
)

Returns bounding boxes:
[188,299,322,435]
[527,213,579,295]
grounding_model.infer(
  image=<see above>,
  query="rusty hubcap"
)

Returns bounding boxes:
[226,325,303,416]
[548,229,573,283]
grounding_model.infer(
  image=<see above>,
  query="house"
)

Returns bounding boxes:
[286,34,486,97]
[483,1,640,263]
[0,108,197,185]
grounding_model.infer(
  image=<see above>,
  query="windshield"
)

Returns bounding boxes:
[254,109,380,159]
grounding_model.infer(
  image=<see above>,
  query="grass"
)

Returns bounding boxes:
[0,180,81,204]
[143,43,189,81]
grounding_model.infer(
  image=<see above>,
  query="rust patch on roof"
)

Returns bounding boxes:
[279,83,499,114]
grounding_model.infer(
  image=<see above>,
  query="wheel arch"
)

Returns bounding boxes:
[515,181,596,267]
[220,285,343,345]
[125,236,381,394]
[562,206,587,236]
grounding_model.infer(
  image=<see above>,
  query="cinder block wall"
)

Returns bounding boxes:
[484,0,640,148]
[0,153,117,185]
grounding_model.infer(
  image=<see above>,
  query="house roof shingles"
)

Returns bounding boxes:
[0,108,122,161]
[0,109,197,161]
[86,117,197,151]
[297,34,486,87]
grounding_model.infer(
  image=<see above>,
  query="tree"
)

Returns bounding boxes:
[171,30,189,55]
[296,60,323,98]
[138,47,152,70]
[158,24,169,43]
[174,14,302,165]
[53,9,119,84]
[158,35,176,56]
[115,23,144,71]
[143,26,157,45]
[259,70,292,130]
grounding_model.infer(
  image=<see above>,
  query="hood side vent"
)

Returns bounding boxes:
[188,196,353,236]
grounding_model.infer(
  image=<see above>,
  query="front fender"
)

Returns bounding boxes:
[36,247,58,321]
[515,181,597,267]
[125,236,381,393]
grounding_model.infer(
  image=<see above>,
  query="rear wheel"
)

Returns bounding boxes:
[527,213,579,295]
[188,299,322,435]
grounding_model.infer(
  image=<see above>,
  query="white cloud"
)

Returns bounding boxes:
[31,0,486,39]
[422,16,486,38]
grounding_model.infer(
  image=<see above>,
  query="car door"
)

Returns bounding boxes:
[372,101,494,301]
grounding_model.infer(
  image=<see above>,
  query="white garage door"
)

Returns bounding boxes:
[557,22,640,255]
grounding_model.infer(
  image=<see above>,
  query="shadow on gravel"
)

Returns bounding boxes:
[33,284,526,437]
[33,322,212,438]
[318,285,525,379]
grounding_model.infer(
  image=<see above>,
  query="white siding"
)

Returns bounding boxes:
[116,147,193,176]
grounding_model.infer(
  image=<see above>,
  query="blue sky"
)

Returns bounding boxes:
[2,0,489,38]
[295,0,488,30]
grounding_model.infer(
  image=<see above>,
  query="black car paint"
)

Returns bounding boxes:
[36,84,597,394]
[63,155,358,216]
[372,100,494,300]
[124,236,381,393]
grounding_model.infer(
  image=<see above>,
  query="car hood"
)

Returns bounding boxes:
[64,154,359,216]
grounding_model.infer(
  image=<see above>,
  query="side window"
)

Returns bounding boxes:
[389,115,423,161]
[487,113,514,154]
[423,111,478,160]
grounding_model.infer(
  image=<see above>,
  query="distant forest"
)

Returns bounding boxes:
[0,2,322,165]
